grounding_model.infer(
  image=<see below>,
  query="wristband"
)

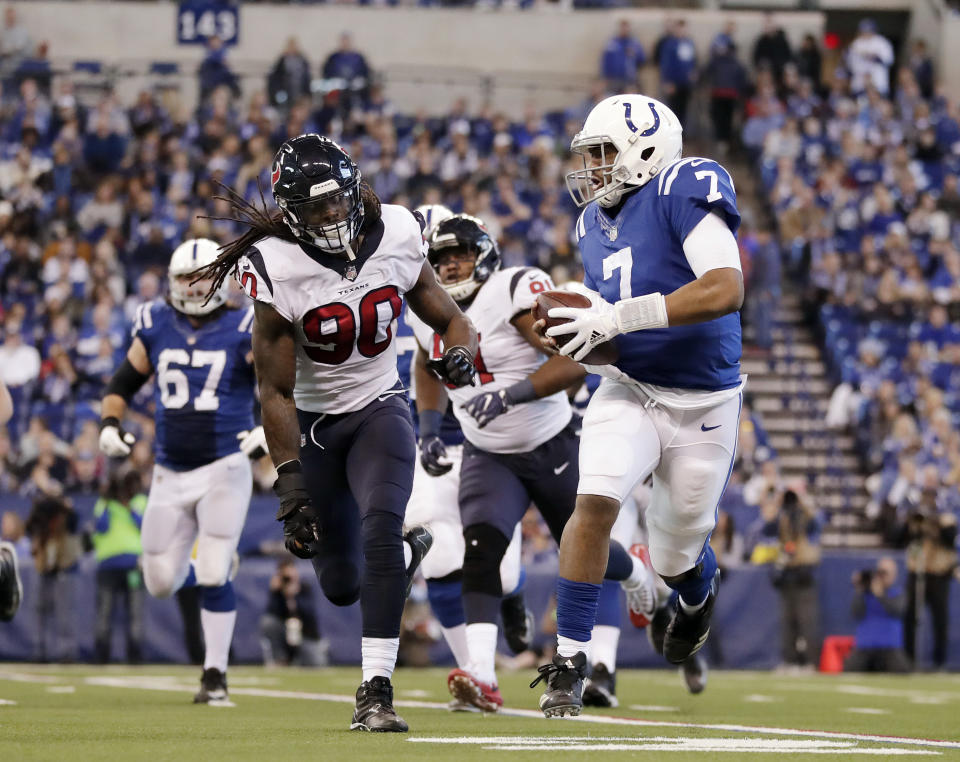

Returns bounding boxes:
[100,416,121,431]
[418,409,444,439]
[614,292,669,332]
[504,378,536,405]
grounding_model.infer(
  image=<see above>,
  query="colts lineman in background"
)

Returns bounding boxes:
[535,95,744,716]
[0,378,19,623]
[410,214,655,712]
[197,135,477,732]
[99,238,264,705]
[400,205,532,709]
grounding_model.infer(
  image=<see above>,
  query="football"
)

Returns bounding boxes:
[532,290,619,365]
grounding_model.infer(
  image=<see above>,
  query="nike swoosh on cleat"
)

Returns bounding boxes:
[700,423,721,432]
[554,462,570,475]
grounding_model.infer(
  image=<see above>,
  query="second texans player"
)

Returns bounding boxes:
[409,214,656,712]
[534,95,744,717]
[99,238,264,705]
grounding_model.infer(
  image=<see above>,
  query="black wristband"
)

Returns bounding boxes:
[418,409,444,439]
[100,416,121,431]
[504,378,536,405]
[276,459,303,476]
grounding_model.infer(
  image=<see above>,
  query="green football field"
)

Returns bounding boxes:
[2,665,960,760]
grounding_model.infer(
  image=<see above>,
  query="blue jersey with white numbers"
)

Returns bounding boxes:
[396,304,464,446]
[577,157,742,391]
[132,301,256,471]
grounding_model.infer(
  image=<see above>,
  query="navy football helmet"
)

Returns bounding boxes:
[271,134,364,255]
[427,214,501,302]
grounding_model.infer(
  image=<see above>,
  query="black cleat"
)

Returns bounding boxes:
[582,662,618,708]
[531,651,587,718]
[193,667,229,704]
[0,542,22,622]
[683,652,708,694]
[403,526,433,598]
[663,569,720,665]
[350,676,408,732]
[500,591,535,654]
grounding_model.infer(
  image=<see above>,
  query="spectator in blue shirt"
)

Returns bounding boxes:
[658,19,697,127]
[198,36,240,102]
[321,32,370,113]
[845,558,910,672]
[601,19,646,93]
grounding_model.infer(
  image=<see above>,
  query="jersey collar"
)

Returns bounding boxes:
[296,217,386,281]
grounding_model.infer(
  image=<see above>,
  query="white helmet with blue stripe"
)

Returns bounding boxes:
[414,203,454,240]
[566,94,683,209]
[168,238,227,315]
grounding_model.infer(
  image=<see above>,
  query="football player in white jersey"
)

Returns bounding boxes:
[409,214,656,713]
[533,95,744,717]
[402,205,531,711]
[196,135,477,733]
[98,238,264,705]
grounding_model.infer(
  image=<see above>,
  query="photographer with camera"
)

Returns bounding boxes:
[845,557,910,673]
[900,504,958,670]
[259,558,327,667]
[768,484,822,671]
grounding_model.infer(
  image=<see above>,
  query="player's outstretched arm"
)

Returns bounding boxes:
[99,337,152,457]
[407,261,478,387]
[251,301,300,467]
[253,301,319,558]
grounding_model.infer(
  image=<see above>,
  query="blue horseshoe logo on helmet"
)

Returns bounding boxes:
[623,102,660,137]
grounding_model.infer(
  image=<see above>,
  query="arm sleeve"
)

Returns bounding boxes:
[682,210,742,278]
[659,158,741,244]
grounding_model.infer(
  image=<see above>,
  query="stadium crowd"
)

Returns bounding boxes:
[0,7,956,669]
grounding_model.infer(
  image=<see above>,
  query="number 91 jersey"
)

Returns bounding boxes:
[132,301,256,471]
[407,267,572,454]
[235,205,426,414]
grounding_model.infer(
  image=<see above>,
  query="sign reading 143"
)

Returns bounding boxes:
[177,0,239,45]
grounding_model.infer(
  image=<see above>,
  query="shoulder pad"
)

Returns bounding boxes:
[656,157,740,238]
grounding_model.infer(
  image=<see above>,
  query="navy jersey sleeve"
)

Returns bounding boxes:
[130,301,163,360]
[657,158,740,242]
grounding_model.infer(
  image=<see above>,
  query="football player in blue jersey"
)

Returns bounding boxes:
[0,377,21,623]
[532,95,744,716]
[99,238,264,705]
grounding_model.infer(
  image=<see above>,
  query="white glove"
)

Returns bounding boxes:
[237,426,268,459]
[546,303,621,362]
[99,419,135,457]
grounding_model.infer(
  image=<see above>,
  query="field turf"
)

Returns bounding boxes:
[2,665,960,760]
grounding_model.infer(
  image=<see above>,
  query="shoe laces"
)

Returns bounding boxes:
[625,579,655,616]
[529,658,582,689]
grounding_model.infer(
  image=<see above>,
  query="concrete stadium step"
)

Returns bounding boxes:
[754,397,828,415]
[777,453,859,470]
[741,358,827,376]
[771,343,820,360]
[747,377,831,395]
[821,530,884,548]
[743,326,816,343]
[769,433,855,452]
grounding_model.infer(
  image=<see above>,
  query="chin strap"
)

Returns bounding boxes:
[343,241,356,261]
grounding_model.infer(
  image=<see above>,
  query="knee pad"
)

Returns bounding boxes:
[420,520,465,580]
[462,523,510,597]
[193,535,235,588]
[142,554,185,599]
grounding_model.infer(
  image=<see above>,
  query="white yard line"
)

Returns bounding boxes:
[71,674,960,752]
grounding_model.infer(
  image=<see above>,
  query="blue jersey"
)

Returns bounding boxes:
[576,157,742,391]
[396,304,463,446]
[132,301,256,470]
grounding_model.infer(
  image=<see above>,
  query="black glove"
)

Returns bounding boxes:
[462,379,536,429]
[419,434,452,476]
[427,345,476,388]
[273,461,320,559]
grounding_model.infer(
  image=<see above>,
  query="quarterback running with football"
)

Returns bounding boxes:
[409,214,656,713]
[534,95,744,716]
[197,135,477,732]
[99,238,264,705]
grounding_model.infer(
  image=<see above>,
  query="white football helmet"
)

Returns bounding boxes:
[566,94,683,208]
[414,203,455,240]
[168,238,227,315]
